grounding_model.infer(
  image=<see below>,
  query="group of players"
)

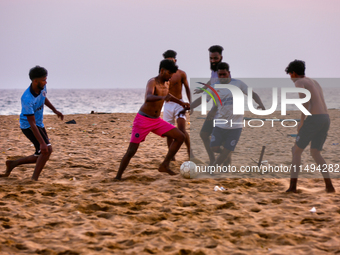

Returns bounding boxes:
[1,45,335,193]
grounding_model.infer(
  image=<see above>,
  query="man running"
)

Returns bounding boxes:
[285,60,335,193]
[115,59,190,180]
[1,66,63,181]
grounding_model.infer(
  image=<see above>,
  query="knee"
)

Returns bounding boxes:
[177,132,185,143]
[310,149,321,159]
[211,146,220,153]
[126,148,137,158]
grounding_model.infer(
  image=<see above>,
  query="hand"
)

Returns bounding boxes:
[193,88,204,94]
[182,102,190,110]
[256,105,266,110]
[297,122,303,132]
[164,94,173,102]
[55,110,64,120]
[40,143,49,155]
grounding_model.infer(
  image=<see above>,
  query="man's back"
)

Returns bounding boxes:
[295,77,328,115]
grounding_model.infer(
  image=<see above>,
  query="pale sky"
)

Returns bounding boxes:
[0,0,339,89]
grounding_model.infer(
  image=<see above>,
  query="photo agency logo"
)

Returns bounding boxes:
[195,79,312,128]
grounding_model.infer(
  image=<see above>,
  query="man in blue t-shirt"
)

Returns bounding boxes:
[1,66,63,181]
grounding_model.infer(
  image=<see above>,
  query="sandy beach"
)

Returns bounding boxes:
[1,110,340,254]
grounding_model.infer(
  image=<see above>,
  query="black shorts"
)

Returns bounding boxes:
[22,127,50,156]
[210,127,242,151]
[296,114,330,151]
[200,119,214,135]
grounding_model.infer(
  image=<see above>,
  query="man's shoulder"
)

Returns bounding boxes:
[21,86,33,101]
[177,69,186,76]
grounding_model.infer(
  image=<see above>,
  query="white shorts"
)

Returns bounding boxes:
[163,100,186,125]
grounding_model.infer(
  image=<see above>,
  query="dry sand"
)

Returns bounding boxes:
[0,110,340,254]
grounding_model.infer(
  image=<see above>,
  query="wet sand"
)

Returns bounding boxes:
[0,110,340,254]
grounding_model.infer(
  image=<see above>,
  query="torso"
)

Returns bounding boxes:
[140,77,169,118]
[295,77,328,115]
[168,69,185,99]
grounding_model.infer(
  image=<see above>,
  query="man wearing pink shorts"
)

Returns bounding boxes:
[115,59,190,180]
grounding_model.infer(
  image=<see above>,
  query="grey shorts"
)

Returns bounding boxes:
[296,114,330,151]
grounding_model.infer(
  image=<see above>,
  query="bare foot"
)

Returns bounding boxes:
[191,157,205,165]
[0,160,16,177]
[285,187,297,193]
[158,164,177,175]
[326,186,336,193]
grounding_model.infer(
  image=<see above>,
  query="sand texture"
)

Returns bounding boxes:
[1,110,340,254]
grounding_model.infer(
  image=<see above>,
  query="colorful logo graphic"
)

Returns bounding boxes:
[196,82,222,106]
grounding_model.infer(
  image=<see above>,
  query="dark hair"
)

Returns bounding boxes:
[163,50,177,59]
[285,60,305,75]
[29,66,48,80]
[208,45,224,55]
[217,62,230,72]
[159,59,178,74]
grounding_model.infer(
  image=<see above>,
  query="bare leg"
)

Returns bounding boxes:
[286,144,303,193]
[177,117,192,159]
[222,151,232,167]
[159,128,184,175]
[212,147,232,166]
[31,146,52,181]
[311,148,335,193]
[115,143,139,180]
[0,155,38,177]
[200,131,215,165]
[166,137,176,161]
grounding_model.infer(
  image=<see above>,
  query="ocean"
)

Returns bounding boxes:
[1,86,339,115]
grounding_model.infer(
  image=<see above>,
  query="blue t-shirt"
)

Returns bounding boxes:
[19,85,47,129]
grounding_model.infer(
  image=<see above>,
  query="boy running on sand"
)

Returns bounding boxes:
[285,60,335,193]
[115,60,190,180]
[1,66,63,181]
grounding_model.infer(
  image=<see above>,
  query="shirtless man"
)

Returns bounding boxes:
[115,59,190,180]
[162,50,192,160]
[190,45,224,164]
[285,60,335,193]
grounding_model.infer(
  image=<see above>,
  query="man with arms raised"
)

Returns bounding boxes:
[115,59,190,180]
[285,60,335,193]
[190,45,224,164]
[1,66,63,181]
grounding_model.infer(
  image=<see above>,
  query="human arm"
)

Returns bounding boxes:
[27,115,48,154]
[165,93,190,110]
[206,104,217,120]
[182,72,191,103]
[252,92,266,110]
[45,98,64,120]
[297,83,310,131]
[193,79,211,94]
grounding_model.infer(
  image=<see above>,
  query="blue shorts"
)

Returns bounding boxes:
[210,127,242,151]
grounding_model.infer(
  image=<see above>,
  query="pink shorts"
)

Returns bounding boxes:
[130,113,176,143]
